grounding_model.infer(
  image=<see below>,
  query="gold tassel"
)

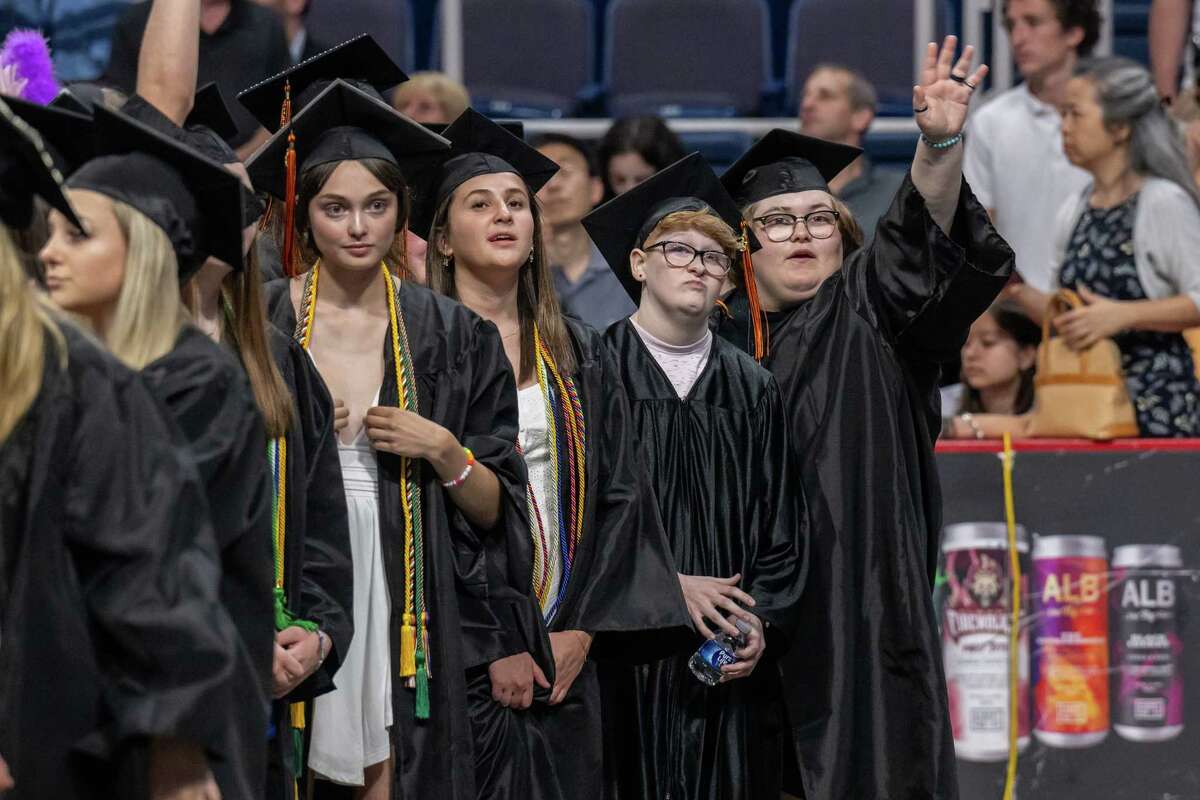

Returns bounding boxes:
[400,612,417,677]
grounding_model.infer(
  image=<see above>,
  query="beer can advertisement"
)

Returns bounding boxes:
[936,443,1199,798]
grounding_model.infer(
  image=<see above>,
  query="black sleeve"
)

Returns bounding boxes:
[102,4,147,90]
[845,174,1015,363]
[67,365,235,762]
[289,340,354,700]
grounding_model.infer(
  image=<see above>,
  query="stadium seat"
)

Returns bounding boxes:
[1112,1,1151,66]
[606,0,771,117]
[306,0,414,72]
[450,0,594,118]
[678,130,755,173]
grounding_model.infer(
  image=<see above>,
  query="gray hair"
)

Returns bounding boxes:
[1075,56,1200,208]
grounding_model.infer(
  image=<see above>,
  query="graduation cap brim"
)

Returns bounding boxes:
[582,152,755,304]
[245,79,450,202]
[0,99,82,230]
[187,82,239,142]
[408,108,559,239]
[2,94,93,174]
[721,129,862,208]
[237,34,408,131]
[75,104,246,272]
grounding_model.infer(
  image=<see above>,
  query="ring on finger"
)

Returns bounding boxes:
[914,105,929,113]
[950,73,968,84]
[964,79,977,90]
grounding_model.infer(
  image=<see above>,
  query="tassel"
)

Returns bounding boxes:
[739,221,767,361]
[415,653,430,721]
[288,702,306,778]
[400,612,417,677]
[280,80,298,278]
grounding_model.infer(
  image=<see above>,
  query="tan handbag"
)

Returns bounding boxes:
[1027,288,1141,439]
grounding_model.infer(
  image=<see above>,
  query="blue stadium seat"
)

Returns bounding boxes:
[605,0,771,117]
[306,0,414,73]
[1112,1,1151,67]
[678,131,756,173]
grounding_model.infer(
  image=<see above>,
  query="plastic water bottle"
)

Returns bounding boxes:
[689,617,753,686]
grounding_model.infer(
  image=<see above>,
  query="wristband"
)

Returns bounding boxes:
[921,132,963,149]
[441,447,475,489]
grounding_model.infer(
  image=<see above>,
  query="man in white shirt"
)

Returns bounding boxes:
[964,0,1100,290]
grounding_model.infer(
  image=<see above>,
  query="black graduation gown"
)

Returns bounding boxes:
[0,322,235,799]
[713,175,1014,800]
[141,325,276,800]
[263,327,355,799]
[265,277,547,800]
[599,319,807,800]
[520,318,692,797]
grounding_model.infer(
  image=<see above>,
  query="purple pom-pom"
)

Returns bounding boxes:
[0,29,59,105]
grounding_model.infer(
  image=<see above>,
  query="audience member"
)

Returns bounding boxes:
[105,0,290,156]
[964,0,1099,291]
[941,301,1041,437]
[1009,57,1200,437]
[392,71,470,125]
[1,0,133,81]
[535,132,636,329]
[596,115,687,199]
[250,0,326,64]
[1149,0,1200,182]
[799,64,905,239]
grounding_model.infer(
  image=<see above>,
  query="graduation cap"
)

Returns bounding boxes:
[187,82,239,142]
[407,108,559,239]
[2,94,93,174]
[581,152,754,303]
[67,104,247,280]
[721,129,861,208]
[0,98,81,229]
[245,79,449,275]
[237,34,408,132]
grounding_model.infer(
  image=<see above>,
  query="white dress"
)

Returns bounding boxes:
[518,384,559,619]
[308,411,393,785]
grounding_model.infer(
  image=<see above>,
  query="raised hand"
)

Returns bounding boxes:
[913,35,989,141]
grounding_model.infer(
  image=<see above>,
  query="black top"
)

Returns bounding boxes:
[104,0,291,147]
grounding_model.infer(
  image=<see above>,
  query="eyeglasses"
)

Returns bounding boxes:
[642,240,733,277]
[751,209,840,242]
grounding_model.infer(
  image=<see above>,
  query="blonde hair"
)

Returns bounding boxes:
[105,201,189,370]
[642,209,739,257]
[0,226,65,442]
[392,72,471,123]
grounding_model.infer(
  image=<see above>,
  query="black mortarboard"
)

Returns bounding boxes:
[49,89,91,115]
[187,82,239,142]
[245,79,450,201]
[237,34,407,131]
[0,98,81,229]
[407,108,559,239]
[68,105,246,280]
[2,94,93,174]
[581,152,754,303]
[721,129,862,208]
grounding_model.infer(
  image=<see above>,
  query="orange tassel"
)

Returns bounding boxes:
[739,221,768,361]
[280,80,298,278]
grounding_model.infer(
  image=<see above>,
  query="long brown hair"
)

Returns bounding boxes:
[958,301,1041,415]
[293,157,411,275]
[425,181,576,383]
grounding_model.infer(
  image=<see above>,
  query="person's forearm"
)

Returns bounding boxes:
[910,138,965,235]
[430,436,502,530]
[1122,295,1200,333]
[1150,0,1191,100]
[137,0,200,123]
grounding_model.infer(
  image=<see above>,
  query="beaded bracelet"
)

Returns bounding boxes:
[921,131,963,149]
[442,448,476,489]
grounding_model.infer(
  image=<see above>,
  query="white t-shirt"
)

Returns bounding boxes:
[963,83,1091,291]
[631,318,713,399]
[517,384,560,616]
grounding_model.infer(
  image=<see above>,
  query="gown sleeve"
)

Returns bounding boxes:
[67,363,235,762]
[289,338,354,700]
[845,173,1015,364]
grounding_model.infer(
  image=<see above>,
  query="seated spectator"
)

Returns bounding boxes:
[250,0,326,64]
[596,115,686,199]
[964,0,1098,291]
[535,132,635,329]
[799,63,905,240]
[104,0,290,157]
[941,301,1041,438]
[1,0,133,81]
[1008,57,1200,437]
[392,71,470,125]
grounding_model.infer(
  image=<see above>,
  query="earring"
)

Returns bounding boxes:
[441,253,450,269]
[527,249,534,265]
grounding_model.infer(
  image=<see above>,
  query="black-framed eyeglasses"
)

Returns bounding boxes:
[752,209,840,242]
[643,240,733,277]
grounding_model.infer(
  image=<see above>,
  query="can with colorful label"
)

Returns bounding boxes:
[941,523,1030,762]
[1033,535,1109,747]
[1112,544,1184,742]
